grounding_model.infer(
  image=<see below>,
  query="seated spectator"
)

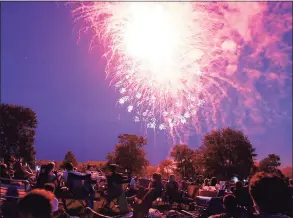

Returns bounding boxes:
[249,172,292,217]
[18,189,54,218]
[196,175,204,186]
[0,162,11,179]
[14,161,33,180]
[202,178,210,189]
[62,162,82,185]
[36,162,57,188]
[133,173,163,218]
[210,177,220,191]
[234,181,253,211]
[209,194,242,218]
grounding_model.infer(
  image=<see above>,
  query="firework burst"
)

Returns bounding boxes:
[72,2,292,137]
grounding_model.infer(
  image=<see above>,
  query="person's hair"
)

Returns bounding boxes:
[210,177,218,186]
[47,162,55,172]
[44,183,55,193]
[169,174,175,180]
[249,172,290,214]
[223,194,237,212]
[152,173,162,183]
[204,178,209,186]
[65,162,73,171]
[290,179,293,186]
[18,189,54,218]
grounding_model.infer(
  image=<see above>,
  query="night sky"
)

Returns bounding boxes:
[1,2,292,166]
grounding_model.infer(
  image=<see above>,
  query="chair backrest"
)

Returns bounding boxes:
[198,189,218,197]
[66,173,91,198]
[0,177,29,200]
[206,197,224,216]
[187,185,199,198]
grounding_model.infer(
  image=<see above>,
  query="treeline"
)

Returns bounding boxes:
[1,103,291,180]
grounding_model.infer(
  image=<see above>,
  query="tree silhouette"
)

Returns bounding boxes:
[62,151,78,168]
[258,154,281,173]
[0,104,37,165]
[107,134,149,174]
[199,127,257,180]
[170,144,195,178]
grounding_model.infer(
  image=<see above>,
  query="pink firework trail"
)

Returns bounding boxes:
[72,2,292,138]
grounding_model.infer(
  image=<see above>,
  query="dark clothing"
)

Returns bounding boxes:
[166,180,179,203]
[234,186,253,208]
[150,180,163,199]
[14,169,27,180]
[107,173,129,199]
[210,208,244,218]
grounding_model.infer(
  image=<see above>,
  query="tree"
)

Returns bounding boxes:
[0,104,37,165]
[144,165,158,177]
[200,127,257,180]
[170,144,195,179]
[258,154,281,173]
[61,151,78,168]
[107,134,149,174]
[281,166,292,179]
[159,159,174,178]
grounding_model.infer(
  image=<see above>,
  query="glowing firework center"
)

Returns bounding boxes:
[75,2,217,131]
[112,3,206,130]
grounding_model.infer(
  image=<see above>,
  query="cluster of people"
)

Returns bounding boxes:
[1,159,293,218]
[0,159,34,182]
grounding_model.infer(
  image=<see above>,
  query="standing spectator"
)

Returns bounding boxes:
[249,172,291,217]
[18,189,54,218]
[106,164,130,213]
[166,174,179,204]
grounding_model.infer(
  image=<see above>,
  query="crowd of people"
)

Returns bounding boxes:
[0,159,293,218]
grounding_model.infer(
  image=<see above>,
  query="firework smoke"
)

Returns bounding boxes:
[72,2,292,138]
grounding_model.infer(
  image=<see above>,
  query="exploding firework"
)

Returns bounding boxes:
[72,2,292,137]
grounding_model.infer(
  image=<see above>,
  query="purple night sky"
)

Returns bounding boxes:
[1,2,292,166]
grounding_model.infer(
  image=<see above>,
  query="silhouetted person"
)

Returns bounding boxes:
[209,194,242,218]
[249,172,291,218]
[18,189,54,218]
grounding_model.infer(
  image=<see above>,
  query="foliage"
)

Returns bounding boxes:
[0,104,37,165]
[199,127,257,180]
[281,166,292,179]
[61,151,78,168]
[79,161,107,172]
[258,154,281,173]
[159,159,174,178]
[144,165,158,177]
[107,134,149,174]
[170,144,195,179]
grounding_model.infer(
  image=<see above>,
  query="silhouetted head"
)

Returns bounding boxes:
[18,189,54,218]
[65,162,73,171]
[250,172,290,214]
[223,194,237,213]
[210,177,218,186]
